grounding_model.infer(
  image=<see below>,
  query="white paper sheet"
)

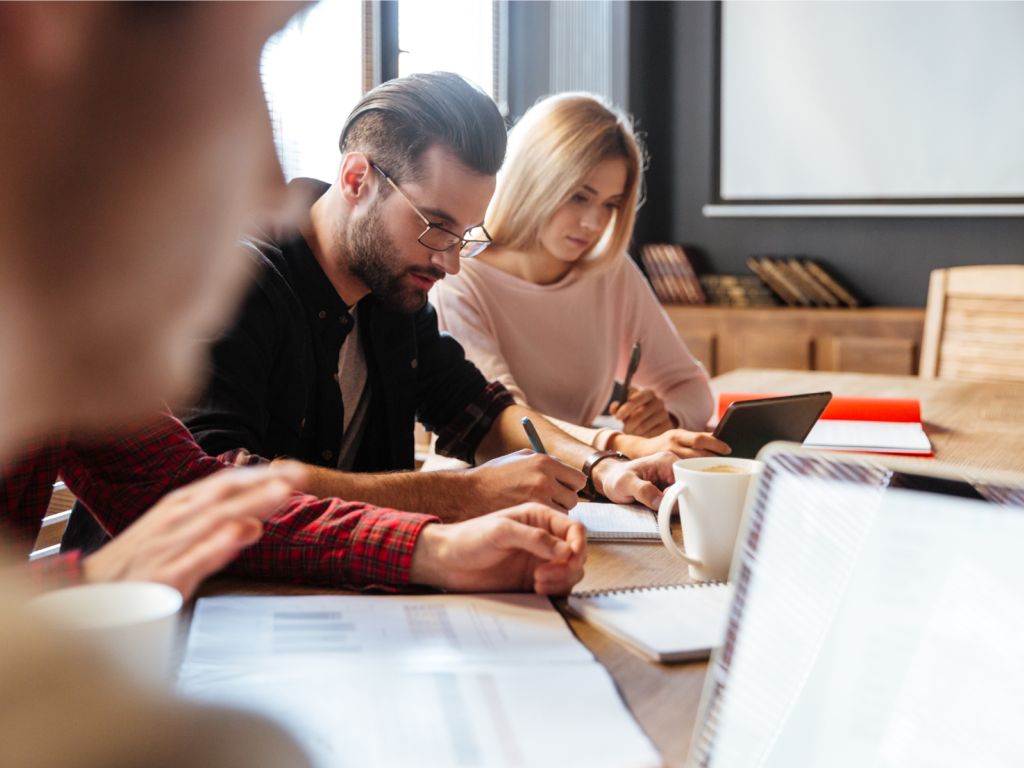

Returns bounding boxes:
[804,419,932,454]
[179,594,661,768]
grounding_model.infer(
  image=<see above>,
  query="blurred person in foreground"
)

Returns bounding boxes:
[0,3,331,765]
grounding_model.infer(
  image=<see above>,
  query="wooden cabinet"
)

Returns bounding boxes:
[663,306,925,376]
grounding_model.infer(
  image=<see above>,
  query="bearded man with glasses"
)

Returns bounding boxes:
[171,72,682,524]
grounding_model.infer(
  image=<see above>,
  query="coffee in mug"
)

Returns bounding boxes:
[657,457,763,581]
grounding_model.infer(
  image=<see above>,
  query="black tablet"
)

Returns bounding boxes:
[712,392,833,459]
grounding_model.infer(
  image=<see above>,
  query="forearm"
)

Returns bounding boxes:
[544,416,620,451]
[477,405,595,470]
[288,462,476,521]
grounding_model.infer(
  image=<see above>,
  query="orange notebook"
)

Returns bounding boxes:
[717,393,934,457]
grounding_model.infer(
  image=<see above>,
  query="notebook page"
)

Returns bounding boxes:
[569,502,659,540]
[569,583,732,661]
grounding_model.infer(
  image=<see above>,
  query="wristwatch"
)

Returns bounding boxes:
[581,449,630,499]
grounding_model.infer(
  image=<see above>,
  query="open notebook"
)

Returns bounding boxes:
[569,502,660,541]
[689,445,1024,767]
[568,582,732,662]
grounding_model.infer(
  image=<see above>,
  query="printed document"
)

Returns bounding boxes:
[179,594,660,768]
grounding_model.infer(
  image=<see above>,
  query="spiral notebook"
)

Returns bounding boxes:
[568,582,732,662]
[568,502,660,541]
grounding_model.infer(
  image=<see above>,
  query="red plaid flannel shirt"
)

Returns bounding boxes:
[2,417,440,591]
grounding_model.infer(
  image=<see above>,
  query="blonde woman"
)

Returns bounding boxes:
[431,93,728,460]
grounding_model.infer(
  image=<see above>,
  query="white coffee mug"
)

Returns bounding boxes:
[657,457,763,582]
[28,581,183,687]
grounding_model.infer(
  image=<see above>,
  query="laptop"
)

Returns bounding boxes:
[688,443,1024,768]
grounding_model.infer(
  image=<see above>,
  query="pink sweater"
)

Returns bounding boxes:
[431,256,713,441]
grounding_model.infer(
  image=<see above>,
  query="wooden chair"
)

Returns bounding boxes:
[920,265,1024,382]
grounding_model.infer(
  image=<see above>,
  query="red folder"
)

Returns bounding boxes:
[717,393,933,457]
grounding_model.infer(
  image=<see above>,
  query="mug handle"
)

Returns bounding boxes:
[657,482,703,568]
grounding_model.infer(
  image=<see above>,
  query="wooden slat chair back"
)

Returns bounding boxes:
[920,265,1024,383]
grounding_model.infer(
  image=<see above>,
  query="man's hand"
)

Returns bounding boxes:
[408,503,587,595]
[590,451,679,511]
[611,429,730,462]
[81,463,306,600]
[465,449,585,513]
[610,387,675,437]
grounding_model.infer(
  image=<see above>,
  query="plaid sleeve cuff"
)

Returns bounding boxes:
[227,492,440,590]
[434,380,515,464]
[27,551,83,592]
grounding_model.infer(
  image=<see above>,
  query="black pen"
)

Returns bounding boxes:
[622,341,642,396]
[520,416,547,454]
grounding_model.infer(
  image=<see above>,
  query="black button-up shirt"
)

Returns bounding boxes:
[182,179,512,472]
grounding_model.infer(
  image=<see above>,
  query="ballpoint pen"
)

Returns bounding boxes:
[520,416,547,454]
[622,341,642,396]
[608,341,643,410]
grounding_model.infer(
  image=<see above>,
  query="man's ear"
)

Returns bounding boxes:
[337,153,375,205]
[0,2,106,82]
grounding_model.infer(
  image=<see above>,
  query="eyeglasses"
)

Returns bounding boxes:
[371,163,492,258]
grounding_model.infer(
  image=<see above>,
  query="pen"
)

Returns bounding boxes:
[520,416,547,454]
[622,341,642,395]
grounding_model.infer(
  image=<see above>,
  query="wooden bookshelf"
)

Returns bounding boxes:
[663,305,925,377]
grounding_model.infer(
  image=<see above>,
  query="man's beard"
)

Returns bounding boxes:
[345,202,445,314]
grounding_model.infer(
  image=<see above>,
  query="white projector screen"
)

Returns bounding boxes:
[719,1,1024,202]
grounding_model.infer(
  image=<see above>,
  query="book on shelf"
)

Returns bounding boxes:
[699,274,778,306]
[802,259,861,307]
[639,243,706,304]
[747,255,861,308]
[786,258,840,307]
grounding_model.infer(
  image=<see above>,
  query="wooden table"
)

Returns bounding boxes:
[200,369,1024,767]
[559,368,1024,767]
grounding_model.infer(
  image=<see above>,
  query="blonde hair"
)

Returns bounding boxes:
[486,92,645,272]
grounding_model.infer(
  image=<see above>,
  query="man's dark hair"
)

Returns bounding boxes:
[339,71,507,183]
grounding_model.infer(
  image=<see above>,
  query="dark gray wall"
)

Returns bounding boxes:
[628,1,1024,307]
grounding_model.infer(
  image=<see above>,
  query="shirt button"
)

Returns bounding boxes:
[322,449,334,461]
[332,372,340,382]
[410,358,418,369]
[317,310,327,320]
[340,315,350,326]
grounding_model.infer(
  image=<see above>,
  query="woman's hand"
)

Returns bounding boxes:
[610,429,730,462]
[610,387,675,437]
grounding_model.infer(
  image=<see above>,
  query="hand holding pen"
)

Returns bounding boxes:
[610,341,677,437]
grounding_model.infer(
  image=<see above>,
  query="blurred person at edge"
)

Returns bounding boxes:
[0,4,313,766]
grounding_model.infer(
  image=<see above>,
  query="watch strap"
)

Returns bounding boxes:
[581,449,630,499]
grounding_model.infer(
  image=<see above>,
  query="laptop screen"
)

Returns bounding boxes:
[690,449,1024,768]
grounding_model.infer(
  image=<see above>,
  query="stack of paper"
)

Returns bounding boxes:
[179,594,660,768]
